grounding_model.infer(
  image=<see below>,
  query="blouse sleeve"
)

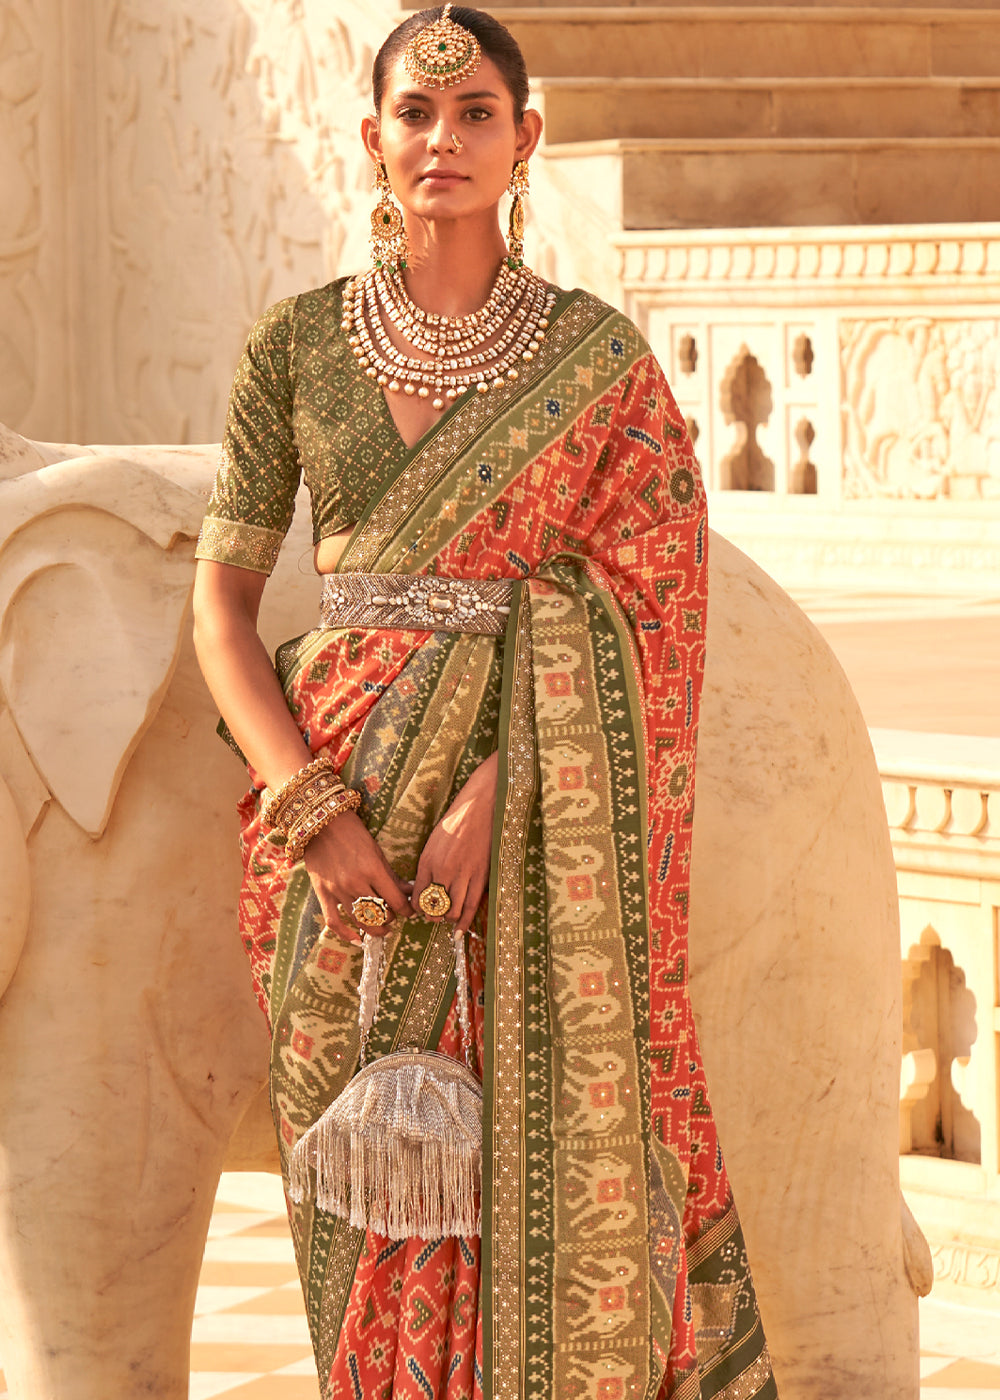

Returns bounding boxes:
[195,297,301,575]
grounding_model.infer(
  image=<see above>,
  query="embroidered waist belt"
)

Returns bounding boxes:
[319,573,513,636]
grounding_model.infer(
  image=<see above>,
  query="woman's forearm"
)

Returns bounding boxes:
[192,561,312,789]
[193,560,412,944]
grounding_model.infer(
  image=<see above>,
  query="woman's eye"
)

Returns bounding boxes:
[465,107,492,122]
[397,107,427,121]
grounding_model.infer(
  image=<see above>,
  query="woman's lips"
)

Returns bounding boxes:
[420,170,467,184]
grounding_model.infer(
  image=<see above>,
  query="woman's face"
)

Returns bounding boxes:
[365,54,539,224]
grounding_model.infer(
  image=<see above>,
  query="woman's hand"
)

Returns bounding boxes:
[412,751,499,933]
[304,812,412,947]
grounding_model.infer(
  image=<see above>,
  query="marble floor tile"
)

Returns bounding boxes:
[238,1217,300,1237]
[191,1310,312,1346]
[189,1373,267,1399]
[202,1234,298,1263]
[195,1284,278,1315]
[201,1378,320,1399]
[215,1171,287,1213]
[275,1357,325,1377]
[189,1342,314,1372]
[923,1354,964,1379]
[223,1284,312,1315]
[919,1392,1000,1400]
[920,1299,1000,1368]
[922,1359,1000,1389]
[198,1259,301,1287]
[207,1211,284,1240]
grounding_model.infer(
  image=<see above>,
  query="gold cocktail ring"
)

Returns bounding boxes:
[417,882,452,918]
[351,895,392,928]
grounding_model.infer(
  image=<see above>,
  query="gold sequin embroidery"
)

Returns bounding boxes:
[195,515,285,574]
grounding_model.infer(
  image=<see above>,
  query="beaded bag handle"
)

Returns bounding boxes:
[358,925,474,1068]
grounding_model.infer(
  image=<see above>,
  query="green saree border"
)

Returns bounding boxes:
[482,582,536,1400]
[528,571,659,1398]
[481,565,685,1400]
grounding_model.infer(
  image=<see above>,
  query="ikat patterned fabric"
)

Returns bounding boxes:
[214,280,777,1400]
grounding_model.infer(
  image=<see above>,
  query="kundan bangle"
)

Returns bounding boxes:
[284,786,362,863]
[275,771,346,835]
[261,753,342,833]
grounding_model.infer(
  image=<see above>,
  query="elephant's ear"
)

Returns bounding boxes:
[0,502,197,838]
[0,421,46,480]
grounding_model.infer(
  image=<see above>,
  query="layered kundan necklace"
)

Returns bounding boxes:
[342,262,556,412]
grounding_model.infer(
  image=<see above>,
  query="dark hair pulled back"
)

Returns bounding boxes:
[371,7,530,122]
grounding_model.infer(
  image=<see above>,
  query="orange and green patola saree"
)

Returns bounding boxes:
[231,286,777,1400]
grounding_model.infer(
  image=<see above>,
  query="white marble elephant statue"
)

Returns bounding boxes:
[0,420,927,1399]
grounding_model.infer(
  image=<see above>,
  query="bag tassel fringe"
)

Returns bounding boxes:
[288,929,482,1241]
[289,1092,481,1239]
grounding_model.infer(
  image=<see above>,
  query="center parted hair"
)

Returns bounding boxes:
[372,6,530,122]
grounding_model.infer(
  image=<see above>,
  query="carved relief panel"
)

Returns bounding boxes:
[97,0,393,443]
[0,0,394,443]
[842,317,1000,501]
[0,0,45,433]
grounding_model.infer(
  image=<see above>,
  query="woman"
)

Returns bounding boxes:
[193,7,777,1398]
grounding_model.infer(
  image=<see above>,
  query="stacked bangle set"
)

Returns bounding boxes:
[261,753,361,862]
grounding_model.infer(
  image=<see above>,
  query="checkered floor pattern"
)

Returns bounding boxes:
[0,1172,997,1398]
[184,1173,318,1399]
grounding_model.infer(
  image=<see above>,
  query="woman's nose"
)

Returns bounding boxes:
[428,119,458,154]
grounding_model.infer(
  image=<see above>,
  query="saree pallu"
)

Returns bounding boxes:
[236,290,777,1400]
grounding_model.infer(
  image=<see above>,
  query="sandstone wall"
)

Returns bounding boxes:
[0,0,395,444]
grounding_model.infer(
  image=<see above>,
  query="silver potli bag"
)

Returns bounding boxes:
[288,927,482,1241]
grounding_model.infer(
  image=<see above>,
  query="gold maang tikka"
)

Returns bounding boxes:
[507,160,529,269]
[403,3,482,89]
[371,161,409,272]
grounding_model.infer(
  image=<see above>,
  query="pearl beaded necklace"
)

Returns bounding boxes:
[342,263,556,411]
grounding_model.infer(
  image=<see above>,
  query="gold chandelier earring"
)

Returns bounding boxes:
[507,160,529,270]
[371,161,409,273]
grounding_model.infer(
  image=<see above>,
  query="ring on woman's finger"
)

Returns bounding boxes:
[351,894,392,928]
[417,882,452,918]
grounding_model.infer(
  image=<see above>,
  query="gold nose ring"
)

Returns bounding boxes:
[451,131,463,152]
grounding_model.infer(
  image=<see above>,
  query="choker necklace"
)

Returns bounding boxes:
[342,263,556,411]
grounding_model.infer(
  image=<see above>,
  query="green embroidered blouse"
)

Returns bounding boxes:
[196,277,406,575]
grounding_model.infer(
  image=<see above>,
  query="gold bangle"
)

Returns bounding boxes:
[261,753,341,831]
[284,787,362,863]
[273,773,345,833]
[285,791,360,862]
